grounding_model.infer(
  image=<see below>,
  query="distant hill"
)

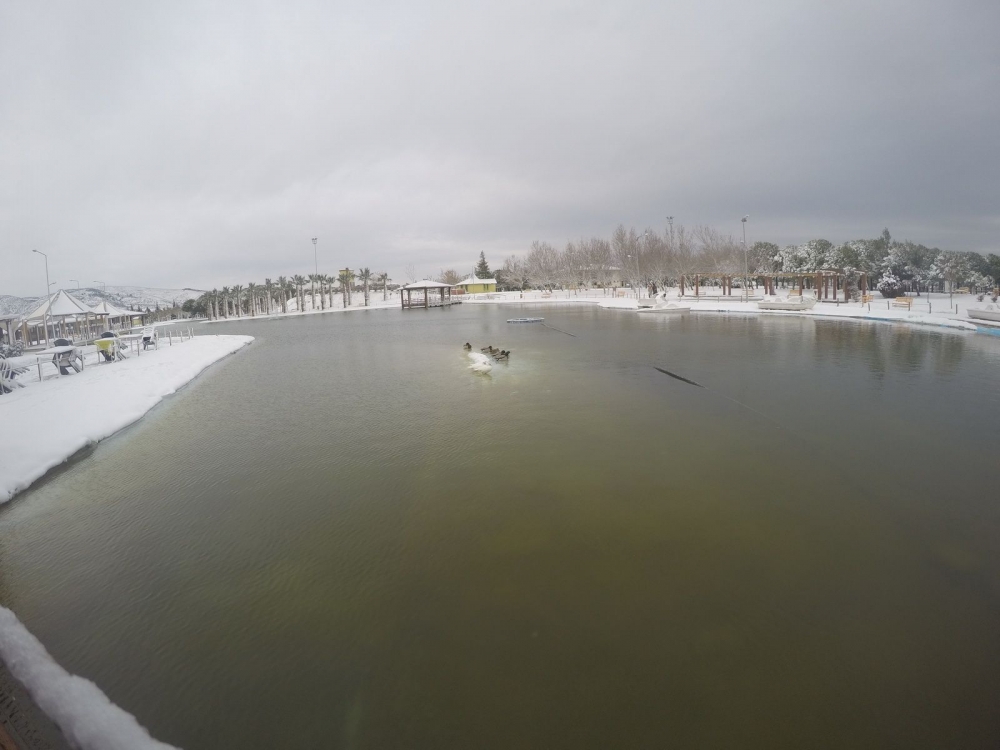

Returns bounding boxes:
[0,286,204,316]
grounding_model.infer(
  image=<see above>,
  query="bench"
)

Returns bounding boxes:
[891,297,913,309]
[861,294,875,304]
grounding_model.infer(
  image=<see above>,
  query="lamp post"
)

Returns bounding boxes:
[312,237,318,277]
[741,215,750,303]
[94,280,106,293]
[69,279,80,289]
[32,249,51,345]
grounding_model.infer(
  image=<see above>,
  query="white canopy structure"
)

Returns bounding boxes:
[89,299,135,332]
[22,290,107,346]
[24,290,94,321]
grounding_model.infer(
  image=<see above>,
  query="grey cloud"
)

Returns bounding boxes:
[2,0,998,294]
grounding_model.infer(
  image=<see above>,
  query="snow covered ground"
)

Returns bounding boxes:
[463,288,998,333]
[0,334,250,749]
[0,334,252,504]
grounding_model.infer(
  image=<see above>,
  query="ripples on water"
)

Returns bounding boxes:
[1,307,999,749]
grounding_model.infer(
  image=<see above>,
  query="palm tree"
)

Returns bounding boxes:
[210,289,219,319]
[232,284,244,317]
[337,270,350,308]
[292,275,306,312]
[247,282,258,316]
[378,272,389,301]
[221,286,231,318]
[276,276,288,313]
[263,279,273,315]
[324,273,335,309]
[359,268,372,307]
[346,269,356,306]
[308,274,318,311]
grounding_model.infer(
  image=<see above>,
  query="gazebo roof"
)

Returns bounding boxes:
[24,290,102,321]
[456,275,497,286]
[403,280,454,290]
[89,299,132,318]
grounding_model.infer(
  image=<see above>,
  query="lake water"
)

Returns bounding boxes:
[2,305,999,749]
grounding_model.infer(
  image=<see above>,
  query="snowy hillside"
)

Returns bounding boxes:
[0,286,204,316]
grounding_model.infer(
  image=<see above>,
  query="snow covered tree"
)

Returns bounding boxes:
[876,272,904,298]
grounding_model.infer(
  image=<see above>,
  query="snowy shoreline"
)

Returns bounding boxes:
[0,334,253,504]
[0,334,252,750]
[462,290,994,333]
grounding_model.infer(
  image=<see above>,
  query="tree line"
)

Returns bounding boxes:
[487,225,999,295]
[190,270,393,319]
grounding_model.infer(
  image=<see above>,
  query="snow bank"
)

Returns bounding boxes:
[0,606,178,749]
[0,334,252,503]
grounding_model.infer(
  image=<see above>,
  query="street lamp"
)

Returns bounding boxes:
[32,249,51,345]
[69,279,80,289]
[93,280,106,293]
[312,237,318,277]
[741,216,750,303]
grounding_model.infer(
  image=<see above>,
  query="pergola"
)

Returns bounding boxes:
[0,313,19,346]
[400,280,457,309]
[89,299,134,331]
[22,290,108,346]
[679,270,869,301]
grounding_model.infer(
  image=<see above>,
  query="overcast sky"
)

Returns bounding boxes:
[3,0,998,296]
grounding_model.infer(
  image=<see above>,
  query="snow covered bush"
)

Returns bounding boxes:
[876,272,904,298]
[0,342,23,358]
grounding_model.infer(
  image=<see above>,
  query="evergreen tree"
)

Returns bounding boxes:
[475,251,492,279]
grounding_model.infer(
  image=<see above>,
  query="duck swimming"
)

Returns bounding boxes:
[481,345,495,353]
[463,342,472,350]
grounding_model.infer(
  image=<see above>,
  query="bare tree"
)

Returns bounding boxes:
[437,269,463,285]
[525,241,560,289]
[612,224,641,294]
[404,263,418,283]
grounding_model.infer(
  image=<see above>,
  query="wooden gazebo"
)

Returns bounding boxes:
[400,280,459,309]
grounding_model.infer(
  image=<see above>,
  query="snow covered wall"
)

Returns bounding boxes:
[0,334,253,503]
[0,606,179,750]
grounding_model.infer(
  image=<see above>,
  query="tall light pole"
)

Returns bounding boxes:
[312,237,318,276]
[741,215,750,303]
[69,279,80,289]
[32,249,51,345]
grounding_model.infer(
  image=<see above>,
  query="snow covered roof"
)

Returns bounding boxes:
[89,299,132,318]
[24,290,100,321]
[403,279,454,290]
[456,275,497,286]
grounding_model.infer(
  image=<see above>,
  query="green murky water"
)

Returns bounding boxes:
[2,305,999,748]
